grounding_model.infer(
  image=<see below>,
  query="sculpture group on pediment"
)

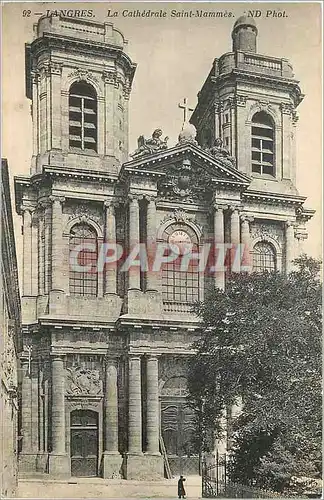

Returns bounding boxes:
[206,138,236,167]
[66,365,103,396]
[131,129,169,158]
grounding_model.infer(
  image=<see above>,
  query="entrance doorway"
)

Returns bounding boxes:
[160,377,199,476]
[70,409,98,477]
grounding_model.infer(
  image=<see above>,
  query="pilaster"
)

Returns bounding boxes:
[230,206,240,273]
[22,207,33,296]
[128,195,141,291]
[104,201,117,295]
[213,204,225,290]
[240,215,253,272]
[146,197,158,292]
[285,221,295,274]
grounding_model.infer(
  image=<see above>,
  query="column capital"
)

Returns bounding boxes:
[213,203,226,212]
[229,205,240,213]
[50,353,65,361]
[102,69,117,85]
[285,220,295,229]
[128,193,143,203]
[49,62,63,75]
[145,353,160,361]
[20,205,34,214]
[49,195,65,205]
[240,215,254,223]
[105,355,119,365]
[104,200,116,215]
[144,194,157,203]
[128,353,142,361]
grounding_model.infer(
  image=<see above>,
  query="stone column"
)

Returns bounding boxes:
[48,355,68,475]
[128,355,142,454]
[128,196,141,290]
[230,207,240,273]
[20,357,32,455]
[39,67,47,153]
[146,356,160,455]
[44,201,52,295]
[22,208,32,296]
[104,201,117,295]
[102,357,122,478]
[285,221,295,274]
[31,212,38,296]
[51,356,65,454]
[214,205,225,290]
[240,216,252,272]
[146,198,157,292]
[38,206,45,296]
[104,358,119,452]
[49,196,65,292]
[31,72,39,159]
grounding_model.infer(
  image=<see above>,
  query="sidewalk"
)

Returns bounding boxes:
[17,475,202,499]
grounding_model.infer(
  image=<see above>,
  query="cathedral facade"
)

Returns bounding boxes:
[14,14,313,479]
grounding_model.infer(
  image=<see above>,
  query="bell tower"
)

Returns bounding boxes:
[25,14,136,174]
[191,17,304,195]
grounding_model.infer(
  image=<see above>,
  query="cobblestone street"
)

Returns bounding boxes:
[17,475,202,499]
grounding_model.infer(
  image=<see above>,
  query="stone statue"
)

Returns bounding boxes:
[131,129,169,158]
[207,138,236,167]
[177,122,198,146]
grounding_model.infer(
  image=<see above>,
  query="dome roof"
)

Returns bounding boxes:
[233,16,257,31]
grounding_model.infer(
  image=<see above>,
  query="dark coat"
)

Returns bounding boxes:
[178,477,186,497]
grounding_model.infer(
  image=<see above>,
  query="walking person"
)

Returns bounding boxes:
[178,475,186,499]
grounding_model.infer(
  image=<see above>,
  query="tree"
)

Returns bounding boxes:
[188,255,322,493]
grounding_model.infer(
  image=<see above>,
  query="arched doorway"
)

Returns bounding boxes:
[160,376,199,476]
[70,409,98,477]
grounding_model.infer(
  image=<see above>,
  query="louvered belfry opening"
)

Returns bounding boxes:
[251,111,275,176]
[69,81,97,152]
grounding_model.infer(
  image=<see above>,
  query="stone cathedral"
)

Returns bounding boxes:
[15,14,313,479]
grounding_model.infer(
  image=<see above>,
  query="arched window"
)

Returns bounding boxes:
[251,111,275,176]
[162,224,200,304]
[69,81,97,152]
[252,241,277,272]
[69,223,98,296]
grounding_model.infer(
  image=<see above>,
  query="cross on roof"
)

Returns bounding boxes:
[178,97,194,123]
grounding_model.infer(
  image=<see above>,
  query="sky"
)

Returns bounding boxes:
[1,2,322,277]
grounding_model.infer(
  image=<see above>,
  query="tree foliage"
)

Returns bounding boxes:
[188,255,322,493]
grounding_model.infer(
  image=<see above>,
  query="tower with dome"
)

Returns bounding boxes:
[14,14,313,479]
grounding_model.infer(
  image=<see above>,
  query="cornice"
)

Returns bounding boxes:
[243,190,306,206]
[42,165,118,184]
[30,32,137,82]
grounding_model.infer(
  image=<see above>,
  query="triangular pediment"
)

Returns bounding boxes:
[121,142,251,188]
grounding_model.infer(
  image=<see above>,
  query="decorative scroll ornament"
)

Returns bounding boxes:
[131,129,169,158]
[250,222,282,245]
[68,68,99,85]
[66,366,103,396]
